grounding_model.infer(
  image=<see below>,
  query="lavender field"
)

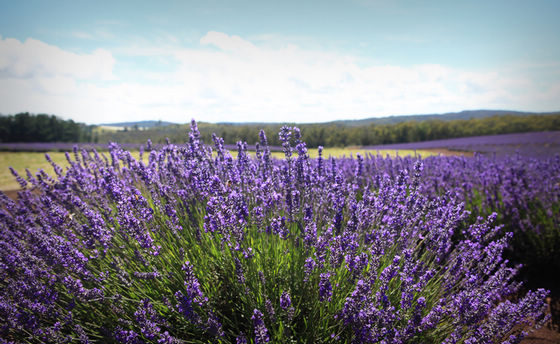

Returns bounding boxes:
[365,131,560,158]
[1,123,558,343]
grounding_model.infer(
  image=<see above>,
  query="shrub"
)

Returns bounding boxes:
[0,122,548,343]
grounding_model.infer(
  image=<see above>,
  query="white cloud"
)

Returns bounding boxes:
[0,37,114,80]
[0,32,559,124]
[200,31,259,53]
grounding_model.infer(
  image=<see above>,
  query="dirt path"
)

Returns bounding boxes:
[522,326,560,343]
[523,298,560,344]
[2,189,19,200]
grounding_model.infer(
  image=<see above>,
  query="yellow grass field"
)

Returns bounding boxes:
[0,148,438,192]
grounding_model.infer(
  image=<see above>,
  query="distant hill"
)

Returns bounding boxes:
[100,110,558,128]
[329,110,559,126]
[99,120,178,128]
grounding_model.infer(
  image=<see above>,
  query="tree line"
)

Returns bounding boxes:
[0,113,96,143]
[2,112,559,147]
[97,113,560,148]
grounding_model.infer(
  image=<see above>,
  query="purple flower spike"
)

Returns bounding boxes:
[252,309,270,343]
[319,273,333,302]
[280,291,292,310]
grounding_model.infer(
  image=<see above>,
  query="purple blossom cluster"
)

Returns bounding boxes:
[0,122,552,343]
[340,152,560,291]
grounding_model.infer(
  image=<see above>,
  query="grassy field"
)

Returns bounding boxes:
[0,152,70,192]
[0,148,438,192]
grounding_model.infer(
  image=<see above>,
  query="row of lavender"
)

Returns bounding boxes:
[0,142,146,152]
[2,131,559,158]
[364,130,560,158]
[0,122,553,343]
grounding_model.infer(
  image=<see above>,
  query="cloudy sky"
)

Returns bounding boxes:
[0,0,559,124]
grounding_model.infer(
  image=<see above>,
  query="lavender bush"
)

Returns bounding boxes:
[426,153,560,296]
[341,152,560,294]
[0,122,549,343]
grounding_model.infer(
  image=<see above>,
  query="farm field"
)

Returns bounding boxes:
[1,125,559,343]
[0,152,71,192]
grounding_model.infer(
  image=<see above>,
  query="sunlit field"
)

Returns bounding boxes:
[0,152,71,191]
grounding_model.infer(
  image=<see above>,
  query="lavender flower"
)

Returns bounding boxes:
[252,309,270,343]
[280,291,291,310]
[319,273,332,302]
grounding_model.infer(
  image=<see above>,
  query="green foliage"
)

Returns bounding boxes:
[96,113,560,147]
[0,112,94,142]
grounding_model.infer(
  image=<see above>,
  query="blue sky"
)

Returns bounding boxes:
[0,0,559,124]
